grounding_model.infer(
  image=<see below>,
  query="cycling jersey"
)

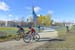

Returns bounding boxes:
[30,28,36,33]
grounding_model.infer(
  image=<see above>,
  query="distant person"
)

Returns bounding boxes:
[66,26,69,32]
[16,25,24,34]
[38,25,41,32]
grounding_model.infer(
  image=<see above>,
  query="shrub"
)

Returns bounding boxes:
[8,35,12,37]
[0,36,7,39]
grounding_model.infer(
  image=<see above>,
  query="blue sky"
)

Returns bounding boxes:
[0,0,75,22]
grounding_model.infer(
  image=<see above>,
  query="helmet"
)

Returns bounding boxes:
[17,25,20,28]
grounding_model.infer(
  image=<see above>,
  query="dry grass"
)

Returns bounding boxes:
[34,28,75,50]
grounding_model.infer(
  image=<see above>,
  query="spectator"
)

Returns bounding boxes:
[66,26,69,32]
[38,25,40,32]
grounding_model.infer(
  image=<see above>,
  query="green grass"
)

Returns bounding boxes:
[0,27,30,41]
[0,27,29,35]
[0,27,17,35]
[34,26,75,50]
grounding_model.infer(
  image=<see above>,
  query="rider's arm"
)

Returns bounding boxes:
[28,29,32,35]
[16,29,20,33]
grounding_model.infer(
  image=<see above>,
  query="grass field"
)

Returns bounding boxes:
[0,27,30,35]
[34,26,75,50]
[0,27,30,42]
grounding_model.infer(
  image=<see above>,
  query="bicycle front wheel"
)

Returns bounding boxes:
[34,34,40,41]
[23,35,32,43]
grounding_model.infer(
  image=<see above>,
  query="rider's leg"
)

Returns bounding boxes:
[19,30,24,38]
[32,32,36,40]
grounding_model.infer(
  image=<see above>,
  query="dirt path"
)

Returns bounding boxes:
[0,31,58,50]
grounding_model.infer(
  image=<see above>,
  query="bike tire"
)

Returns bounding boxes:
[34,34,40,41]
[15,35,20,41]
[23,35,32,43]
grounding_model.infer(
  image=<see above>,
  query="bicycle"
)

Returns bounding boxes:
[23,32,40,43]
[15,31,40,43]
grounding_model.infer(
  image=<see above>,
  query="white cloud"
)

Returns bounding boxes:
[26,6,41,13]
[0,1,9,11]
[48,10,53,14]
[34,6,41,13]
[37,14,40,16]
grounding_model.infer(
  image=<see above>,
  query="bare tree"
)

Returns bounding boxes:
[20,17,25,27]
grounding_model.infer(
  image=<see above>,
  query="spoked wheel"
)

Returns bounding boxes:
[23,34,32,43]
[34,34,40,41]
[15,34,21,41]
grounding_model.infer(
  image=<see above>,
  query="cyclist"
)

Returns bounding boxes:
[16,25,24,34]
[29,26,36,34]
[28,26,36,39]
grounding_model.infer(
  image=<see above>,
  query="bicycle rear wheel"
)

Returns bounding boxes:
[23,34,32,43]
[15,34,21,41]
